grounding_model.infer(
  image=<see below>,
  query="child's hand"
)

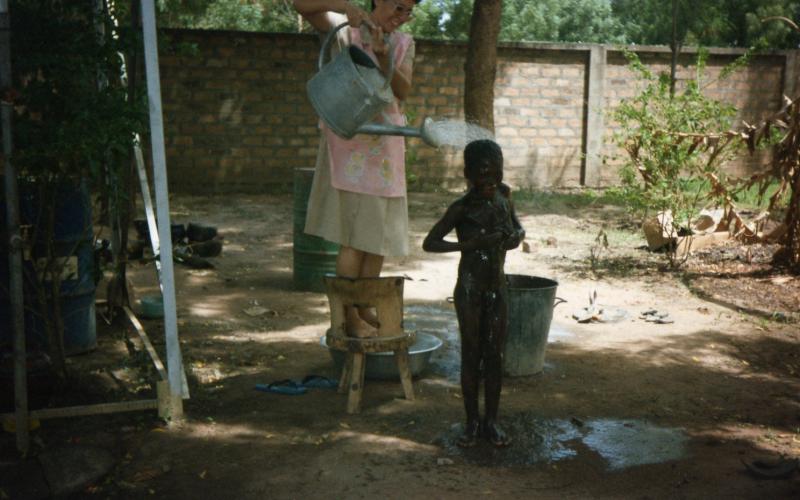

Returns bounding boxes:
[503,229,525,250]
[463,232,504,251]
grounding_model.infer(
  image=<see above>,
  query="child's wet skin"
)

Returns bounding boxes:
[423,140,525,447]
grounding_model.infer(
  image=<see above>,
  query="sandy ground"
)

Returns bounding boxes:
[2,191,799,499]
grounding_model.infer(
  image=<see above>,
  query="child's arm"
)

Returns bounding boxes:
[500,184,525,250]
[423,203,503,253]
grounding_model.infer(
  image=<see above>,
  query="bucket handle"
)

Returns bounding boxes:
[319,22,394,93]
[554,297,567,308]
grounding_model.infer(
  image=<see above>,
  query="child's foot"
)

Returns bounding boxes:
[456,420,481,448]
[484,420,511,447]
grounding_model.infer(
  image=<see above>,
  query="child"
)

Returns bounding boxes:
[423,139,525,447]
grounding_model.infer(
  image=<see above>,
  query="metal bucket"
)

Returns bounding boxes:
[292,168,339,292]
[504,275,562,377]
[320,331,443,380]
[306,22,394,139]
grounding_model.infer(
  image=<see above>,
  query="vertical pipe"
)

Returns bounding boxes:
[140,0,183,417]
[0,0,30,453]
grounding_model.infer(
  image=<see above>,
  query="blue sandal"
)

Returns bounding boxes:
[301,375,338,389]
[255,379,308,396]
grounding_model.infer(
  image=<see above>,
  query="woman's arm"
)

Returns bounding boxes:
[389,46,413,101]
[293,0,373,33]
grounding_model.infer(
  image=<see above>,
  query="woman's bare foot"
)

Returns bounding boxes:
[456,419,480,448]
[346,307,377,338]
[346,318,377,338]
[358,307,380,328]
[484,419,511,447]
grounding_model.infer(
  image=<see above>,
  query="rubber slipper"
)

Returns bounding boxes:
[254,379,307,396]
[301,375,338,389]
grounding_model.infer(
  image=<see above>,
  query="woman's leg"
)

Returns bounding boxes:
[336,246,378,337]
[356,252,384,326]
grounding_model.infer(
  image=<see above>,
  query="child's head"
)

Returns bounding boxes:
[464,140,503,197]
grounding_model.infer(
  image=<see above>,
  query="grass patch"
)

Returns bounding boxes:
[513,188,627,215]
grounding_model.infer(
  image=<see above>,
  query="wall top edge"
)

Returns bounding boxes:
[163,28,795,57]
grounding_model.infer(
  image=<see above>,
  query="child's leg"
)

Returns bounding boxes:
[482,290,511,446]
[454,285,482,447]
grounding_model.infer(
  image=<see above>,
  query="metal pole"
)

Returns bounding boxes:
[140,0,184,418]
[0,0,29,454]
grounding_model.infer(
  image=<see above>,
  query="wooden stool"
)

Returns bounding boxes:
[323,276,415,414]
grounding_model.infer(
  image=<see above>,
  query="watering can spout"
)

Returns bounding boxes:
[355,117,440,148]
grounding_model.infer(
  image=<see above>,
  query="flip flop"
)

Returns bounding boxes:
[254,379,307,396]
[301,375,338,389]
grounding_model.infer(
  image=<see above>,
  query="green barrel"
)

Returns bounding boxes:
[503,275,558,376]
[293,168,339,292]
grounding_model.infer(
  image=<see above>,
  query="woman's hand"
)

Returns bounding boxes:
[369,24,388,57]
[344,1,375,29]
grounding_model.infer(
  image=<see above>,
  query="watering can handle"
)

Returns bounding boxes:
[319,22,395,93]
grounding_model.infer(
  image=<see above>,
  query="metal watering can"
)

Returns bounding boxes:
[306,23,440,147]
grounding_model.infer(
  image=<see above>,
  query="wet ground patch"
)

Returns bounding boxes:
[436,412,689,470]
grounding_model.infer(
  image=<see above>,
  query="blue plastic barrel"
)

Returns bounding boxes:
[1,179,96,355]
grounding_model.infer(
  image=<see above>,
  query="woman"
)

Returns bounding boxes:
[293,0,420,337]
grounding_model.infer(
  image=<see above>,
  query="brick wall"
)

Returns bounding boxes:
[600,50,786,185]
[157,29,798,193]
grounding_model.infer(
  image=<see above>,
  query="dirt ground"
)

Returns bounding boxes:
[2,190,800,499]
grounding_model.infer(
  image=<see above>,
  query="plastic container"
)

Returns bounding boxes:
[293,168,339,292]
[1,179,96,355]
[139,295,164,319]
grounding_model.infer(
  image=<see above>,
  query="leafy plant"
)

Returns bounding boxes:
[608,49,748,266]
[589,226,609,272]
[5,1,146,373]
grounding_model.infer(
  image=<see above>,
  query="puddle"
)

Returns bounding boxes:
[547,323,574,342]
[407,306,688,470]
[439,415,579,467]
[438,412,689,470]
[582,419,689,470]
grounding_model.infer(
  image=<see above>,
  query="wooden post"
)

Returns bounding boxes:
[0,0,29,455]
[783,50,799,101]
[347,352,366,414]
[2,399,158,421]
[583,45,607,187]
[394,349,414,401]
[338,350,352,394]
[141,0,184,418]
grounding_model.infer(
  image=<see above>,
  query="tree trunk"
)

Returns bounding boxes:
[464,0,503,133]
[669,0,680,97]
